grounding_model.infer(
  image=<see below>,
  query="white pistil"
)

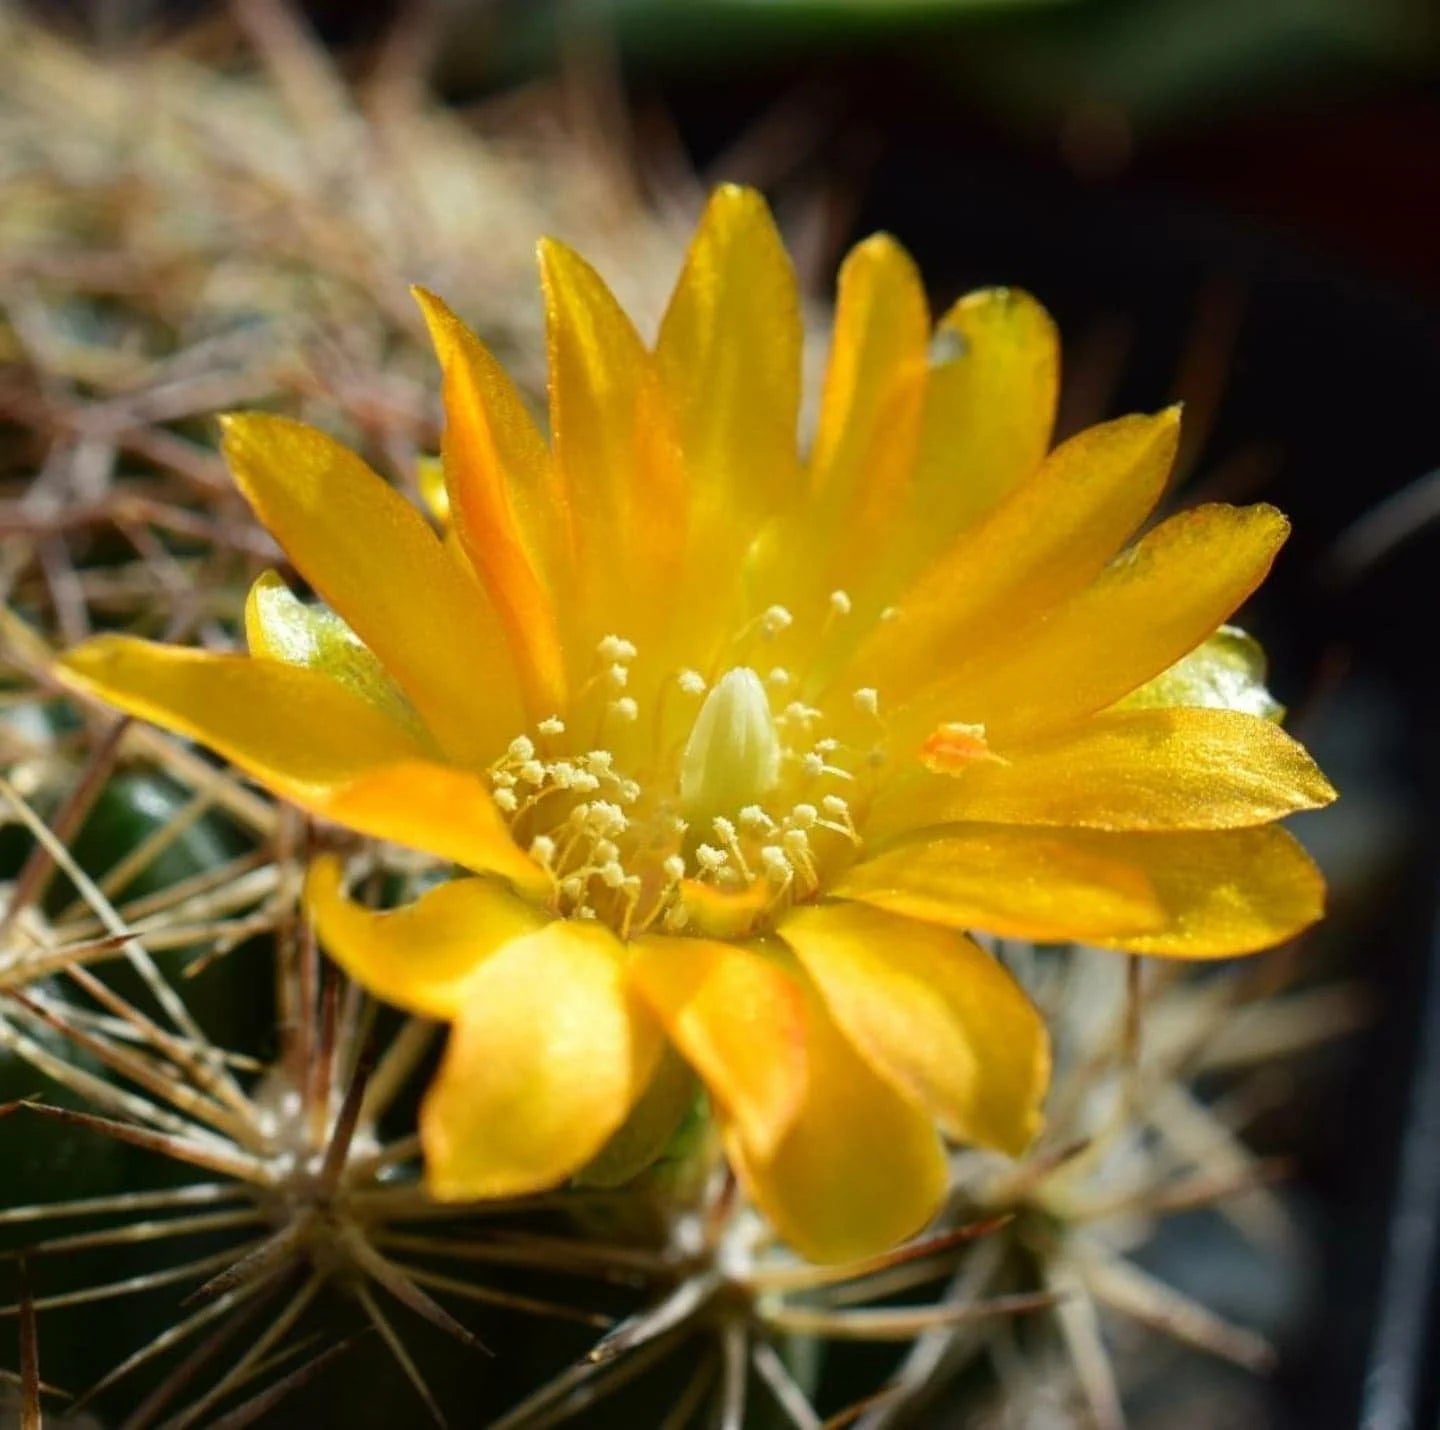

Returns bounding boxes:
[680,667,782,823]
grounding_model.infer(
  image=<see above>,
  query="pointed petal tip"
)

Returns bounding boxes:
[710,179,765,207]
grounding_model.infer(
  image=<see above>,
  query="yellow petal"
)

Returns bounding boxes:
[874,707,1335,838]
[851,408,1180,702]
[56,635,425,797]
[244,570,421,735]
[836,825,1163,943]
[422,921,661,1199]
[540,239,685,658]
[306,857,544,1019]
[1093,827,1326,958]
[629,936,807,1162]
[909,502,1291,744]
[802,235,928,588]
[414,288,569,719]
[907,286,1059,548]
[724,982,947,1264]
[781,902,1049,1156]
[322,761,550,898]
[220,413,518,766]
[57,635,544,891]
[656,185,802,549]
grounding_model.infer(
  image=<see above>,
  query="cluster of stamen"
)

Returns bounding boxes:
[484,602,889,939]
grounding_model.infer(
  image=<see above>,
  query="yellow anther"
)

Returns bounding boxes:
[828,590,852,616]
[597,634,638,662]
[760,605,794,638]
[760,846,791,882]
[695,844,728,873]
[537,716,566,736]
[853,687,879,716]
[677,669,708,696]
[589,802,628,837]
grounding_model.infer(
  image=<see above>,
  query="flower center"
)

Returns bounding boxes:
[484,603,887,939]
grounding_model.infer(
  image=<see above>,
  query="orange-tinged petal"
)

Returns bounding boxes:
[802,235,928,589]
[674,878,773,940]
[414,288,569,718]
[781,902,1049,1156]
[850,408,1180,702]
[322,761,550,898]
[836,826,1165,944]
[724,982,947,1263]
[1093,827,1326,958]
[906,286,1059,548]
[219,413,517,766]
[540,239,685,658]
[306,857,544,1020]
[244,570,421,735]
[655,185,802,546]
[422,921,662,1199]
[629,936,807,1161]
[875,707,1335,838]
[56,635,426,796]
[909,502,1291,744]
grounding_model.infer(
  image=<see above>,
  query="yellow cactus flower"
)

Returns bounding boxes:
[56,186,1335,1263]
